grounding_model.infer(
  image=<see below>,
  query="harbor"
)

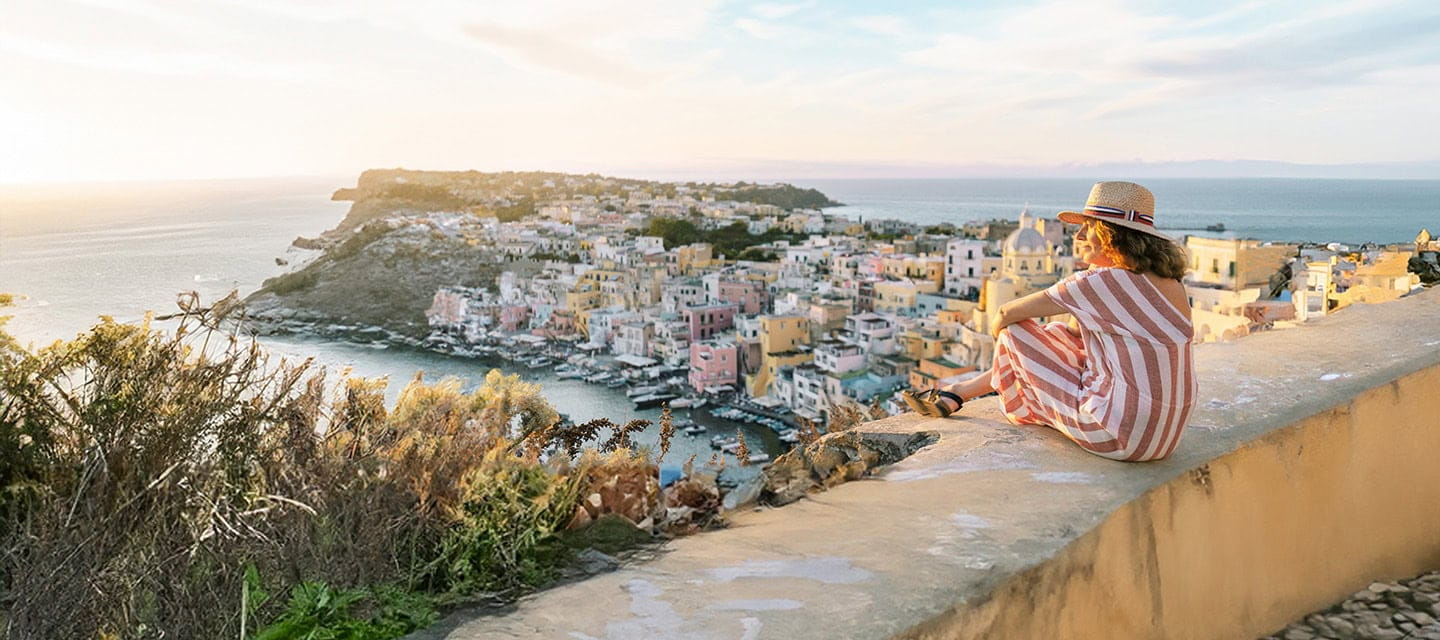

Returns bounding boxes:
[268,331,800,480]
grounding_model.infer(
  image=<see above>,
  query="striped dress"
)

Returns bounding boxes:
[990,267,1197,462]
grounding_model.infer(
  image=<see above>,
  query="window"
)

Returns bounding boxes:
[1227,262,1236,278]
[1211,258,1219,274]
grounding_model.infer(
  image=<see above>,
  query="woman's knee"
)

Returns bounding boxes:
[995,318,1042,344]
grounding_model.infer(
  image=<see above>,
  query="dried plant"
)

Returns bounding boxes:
[734,430,750,466]
[657,404,675,461]
[795,416,823,445]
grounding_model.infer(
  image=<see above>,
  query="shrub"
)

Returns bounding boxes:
[0,295,718,639]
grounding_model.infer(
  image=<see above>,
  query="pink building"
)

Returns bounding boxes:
[497,305,531,331]
[682,302,737,342]
[689,339,738,393]
[716,280,768,315]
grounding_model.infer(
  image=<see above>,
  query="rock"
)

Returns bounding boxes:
[1370,582,1393,593]
[1412,612,1437,626]
[759,429,939,506]
[1354,589,1383,602]
[722,475,764,511]
[1283,627,1315,640]
[1325,616,1356,638]
[574,549,618,575]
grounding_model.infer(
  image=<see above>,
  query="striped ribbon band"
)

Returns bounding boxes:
[1086,205,1154,226]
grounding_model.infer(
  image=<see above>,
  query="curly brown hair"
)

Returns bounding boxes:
[1085,219,1189,280]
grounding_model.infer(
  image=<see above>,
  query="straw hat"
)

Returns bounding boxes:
[1058,181,1175,243]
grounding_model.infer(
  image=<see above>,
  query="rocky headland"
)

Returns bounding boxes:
[242,169,840,342]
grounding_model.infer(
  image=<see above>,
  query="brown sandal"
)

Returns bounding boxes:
[902,389,964,418]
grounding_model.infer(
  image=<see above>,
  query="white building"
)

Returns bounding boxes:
[945,238,986,298]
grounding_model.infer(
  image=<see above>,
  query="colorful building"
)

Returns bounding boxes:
[689,339,738,393]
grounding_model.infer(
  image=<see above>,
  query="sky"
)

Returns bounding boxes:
[2,0,1438,184]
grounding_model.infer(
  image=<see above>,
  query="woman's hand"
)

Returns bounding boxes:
[989,289,1069,339]
[990,305,1019,339]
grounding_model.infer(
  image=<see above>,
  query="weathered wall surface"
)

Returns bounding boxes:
[904,362,1440,639]
[433,287,1440,640]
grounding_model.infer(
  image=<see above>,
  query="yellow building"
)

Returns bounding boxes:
[746,315,813,397]
[1185,237,1294,290]
[759,315,810,354]
[908,357,975,391]
[675,243,714,275]
[1331,251,1419,311]
[901,329,948,362]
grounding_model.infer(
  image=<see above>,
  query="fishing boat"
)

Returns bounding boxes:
[585,372,614,384]
[746,453,771,464]
[632,392,679,409]
[669,396,708,409]
[626,384,667,399]
[682,424,707,436]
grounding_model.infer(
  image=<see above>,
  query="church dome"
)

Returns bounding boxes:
[1003,227,1047,255]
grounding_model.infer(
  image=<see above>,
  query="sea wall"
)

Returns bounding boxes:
[430,287,1440,640]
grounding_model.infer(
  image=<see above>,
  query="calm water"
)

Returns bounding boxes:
[797,178,1440,246]
[2,176,1437,460]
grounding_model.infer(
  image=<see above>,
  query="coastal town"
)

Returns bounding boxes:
[250,170,1440,449]
[310,171,1438,445]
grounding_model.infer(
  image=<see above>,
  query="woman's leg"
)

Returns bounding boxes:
[936,371,995,412]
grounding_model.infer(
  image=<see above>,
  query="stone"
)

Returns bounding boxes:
[574,549,619,575]
[722,475,764,511]
[1283,628,1315,640]
[760,429,939,506]
[1325,616,1356,638]
[1354,589,1383,602]
[1412,612,1437,626]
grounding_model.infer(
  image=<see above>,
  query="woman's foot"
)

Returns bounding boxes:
[902,389,965,417]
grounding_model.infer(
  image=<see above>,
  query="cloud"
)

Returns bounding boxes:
[463,23,658,87]
[751,2,811,20]
[848,15,909,38]
[898,0,1440,121]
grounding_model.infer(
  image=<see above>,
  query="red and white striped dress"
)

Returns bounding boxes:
[990,267,1197,462]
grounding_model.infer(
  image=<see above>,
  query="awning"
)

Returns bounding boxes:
[705,384,734,394]
[614,354,658,368]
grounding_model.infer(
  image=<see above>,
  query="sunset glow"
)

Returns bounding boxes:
[3,0,1438,183]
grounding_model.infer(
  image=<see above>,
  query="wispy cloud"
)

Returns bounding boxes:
[847,15,910,38]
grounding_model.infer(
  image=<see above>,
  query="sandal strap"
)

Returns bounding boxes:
[934,390,964,408]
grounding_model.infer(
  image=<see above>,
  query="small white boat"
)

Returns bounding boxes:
[669,396,709,409]
[682,424,706,436]
[746,453,771,464]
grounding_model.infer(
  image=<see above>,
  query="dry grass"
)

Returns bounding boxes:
[0,295,710,639]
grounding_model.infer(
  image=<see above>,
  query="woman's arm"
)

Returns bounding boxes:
[992,288,1069,338]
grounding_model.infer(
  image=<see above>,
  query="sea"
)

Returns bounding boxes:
[2,176,1437,462]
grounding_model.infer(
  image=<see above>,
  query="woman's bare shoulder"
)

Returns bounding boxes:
[1141,273,1192,318]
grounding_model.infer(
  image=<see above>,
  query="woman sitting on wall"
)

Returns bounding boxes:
[904,181,1197,462]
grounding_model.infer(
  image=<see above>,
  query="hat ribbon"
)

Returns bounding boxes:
[1086,205,1154,226]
